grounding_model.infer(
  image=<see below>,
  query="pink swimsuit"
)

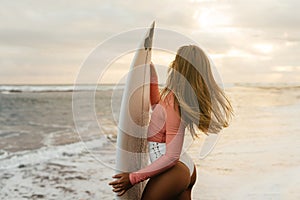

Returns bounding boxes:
[129,67,194,185]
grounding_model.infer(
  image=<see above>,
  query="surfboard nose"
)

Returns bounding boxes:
[144,21,155,50]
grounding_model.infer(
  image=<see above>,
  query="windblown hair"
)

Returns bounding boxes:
[161,45,233,138]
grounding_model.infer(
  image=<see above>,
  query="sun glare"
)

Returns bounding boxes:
[211,48,254,59]
[253,44,274,54]
[273,66,300,72]
[194,8,231,30]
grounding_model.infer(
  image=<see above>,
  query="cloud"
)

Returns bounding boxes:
[0,0,299,84]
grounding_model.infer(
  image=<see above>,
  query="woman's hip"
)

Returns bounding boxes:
[148,141,195,176]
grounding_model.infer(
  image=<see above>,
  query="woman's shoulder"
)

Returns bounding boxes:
[160,90,179,110]
[160,90,173,102]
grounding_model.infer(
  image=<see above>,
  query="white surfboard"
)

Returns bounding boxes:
[115,21,155,200]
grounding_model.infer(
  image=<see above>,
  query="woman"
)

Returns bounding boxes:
[109,45,233,199]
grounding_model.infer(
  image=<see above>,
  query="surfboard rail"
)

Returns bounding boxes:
[115,21,155,200]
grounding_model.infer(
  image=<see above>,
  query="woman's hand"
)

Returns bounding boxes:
[108,173,133,196]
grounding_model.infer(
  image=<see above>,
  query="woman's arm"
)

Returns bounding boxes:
[129,93,185,185]
[150,62,160,107]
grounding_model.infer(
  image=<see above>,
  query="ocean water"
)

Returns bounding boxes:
[0,83,299,199]
[0,85,121,153]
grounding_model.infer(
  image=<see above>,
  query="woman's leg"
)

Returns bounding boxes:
[141,162,190,200]
[177,165,197,200]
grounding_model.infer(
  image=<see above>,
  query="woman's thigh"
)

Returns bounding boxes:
[141,162,190,200]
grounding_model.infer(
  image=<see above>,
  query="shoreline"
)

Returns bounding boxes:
[0,136,117,200]
[1,134,299,200]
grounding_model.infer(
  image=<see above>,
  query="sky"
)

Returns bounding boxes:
[0,0,299,84]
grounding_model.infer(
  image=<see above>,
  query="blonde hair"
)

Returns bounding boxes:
[161,45,233,138]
